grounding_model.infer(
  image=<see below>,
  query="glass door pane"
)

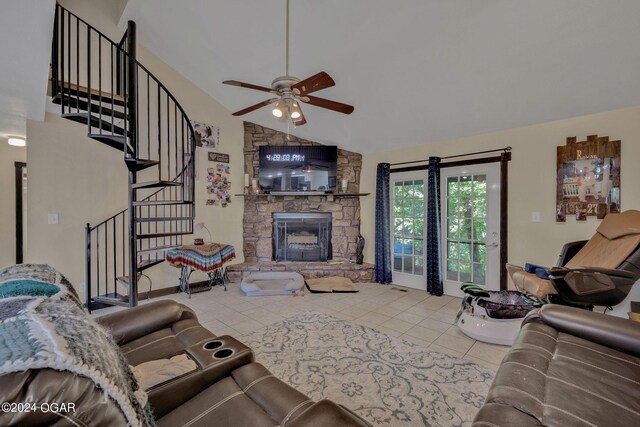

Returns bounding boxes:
[392,178,425,283]
[444,174,487,285]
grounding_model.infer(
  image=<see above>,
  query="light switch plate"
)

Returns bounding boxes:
[531,212,541,223]
[48,213,59,225]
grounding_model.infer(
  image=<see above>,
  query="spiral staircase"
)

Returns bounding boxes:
[50,4,196,311]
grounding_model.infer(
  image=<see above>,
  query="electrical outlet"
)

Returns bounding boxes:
[531,212,541,223]
[48,213,59,225]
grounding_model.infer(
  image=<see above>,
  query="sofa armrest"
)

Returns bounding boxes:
[96,300,197,345]
[287,400,371,427]
[548,268,637,296]
[524,305,640,356]
[549,267,637,279]
[148,336,254,418]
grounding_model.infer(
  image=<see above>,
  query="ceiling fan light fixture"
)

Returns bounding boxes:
[272,100,284,117]
[289,100,301,119]
[222,0,352,126]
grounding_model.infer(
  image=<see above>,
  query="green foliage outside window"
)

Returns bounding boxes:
[393,175,487,285]
[393,180,424,275]
[446,175,487,285]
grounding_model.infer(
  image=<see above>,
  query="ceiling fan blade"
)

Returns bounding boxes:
[223,80,277,94]
[292,108,307,127]
[232,98,278,116]
[302,95,354,115]
[292,71,335,95]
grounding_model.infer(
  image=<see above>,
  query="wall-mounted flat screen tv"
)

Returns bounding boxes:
[259,145,338,192]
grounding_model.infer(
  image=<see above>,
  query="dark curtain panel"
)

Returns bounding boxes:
[426,157,443,295]
[375,163,392,284]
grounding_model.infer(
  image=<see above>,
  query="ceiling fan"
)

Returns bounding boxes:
[222,0,354,127]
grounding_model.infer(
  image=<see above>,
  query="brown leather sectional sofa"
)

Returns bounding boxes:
[473,304,640,426]
[2,297,369,426]
[97,300,370,426]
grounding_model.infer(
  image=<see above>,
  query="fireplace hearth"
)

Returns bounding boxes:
[273,212,332,262]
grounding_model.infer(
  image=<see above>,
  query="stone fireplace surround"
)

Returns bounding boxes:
[228,122,374,282]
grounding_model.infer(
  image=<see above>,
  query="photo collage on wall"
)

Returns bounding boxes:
[206,152,231,208]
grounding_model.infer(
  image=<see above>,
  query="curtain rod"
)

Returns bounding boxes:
[389,146,511,167]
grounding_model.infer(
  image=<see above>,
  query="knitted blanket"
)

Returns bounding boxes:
[166,243,236,272]
[0,263,79,300]
[0,264,154,426]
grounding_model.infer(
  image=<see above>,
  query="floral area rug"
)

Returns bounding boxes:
[241,311,494,426]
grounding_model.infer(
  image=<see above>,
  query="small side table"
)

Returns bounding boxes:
[166,243,236,297]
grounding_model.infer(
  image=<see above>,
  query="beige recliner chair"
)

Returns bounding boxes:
[507,209,640,301]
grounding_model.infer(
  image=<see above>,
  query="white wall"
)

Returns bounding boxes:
[0,142,26,268]
[26,0,245,294]
[26,113,128,283]
[361,106,640,272]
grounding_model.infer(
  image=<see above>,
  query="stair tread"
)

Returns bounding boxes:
[136,216,193,223]
[52,95,127,120]
[125,158,159,172]
[93,293,129,307]
[132,180,182,189]
[58,81,125,103]
[62,112,131,137]
[88,134,134,154]
[133,200,193,206]
[88,133,127,141]
[116,267,156,285]
[138,231,191,239]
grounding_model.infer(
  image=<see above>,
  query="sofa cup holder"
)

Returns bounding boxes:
[213,348,234,359]
[203,340,224,350]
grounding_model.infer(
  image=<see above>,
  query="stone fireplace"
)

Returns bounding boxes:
[229,122,374,282]
[241,122,363,263]
[273,212,332,262]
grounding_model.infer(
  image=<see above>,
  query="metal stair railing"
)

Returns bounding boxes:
[52,3,197,311]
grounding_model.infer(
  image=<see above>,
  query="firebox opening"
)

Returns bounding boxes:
[273,212,332,262]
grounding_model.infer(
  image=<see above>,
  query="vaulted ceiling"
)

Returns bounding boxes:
[0,0,55,141]
[2,1,640,152]
[115,1,640,153]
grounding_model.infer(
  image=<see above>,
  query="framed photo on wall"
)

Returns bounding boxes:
[191,120,220,148]
[556,135,621,222]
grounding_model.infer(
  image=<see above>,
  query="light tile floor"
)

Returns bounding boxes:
[95,282,510,371]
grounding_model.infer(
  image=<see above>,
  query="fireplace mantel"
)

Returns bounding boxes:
[235,193,369,198]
